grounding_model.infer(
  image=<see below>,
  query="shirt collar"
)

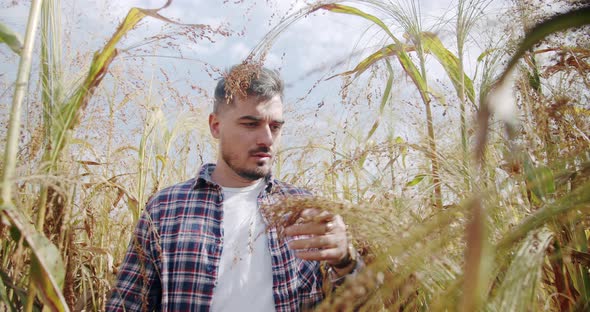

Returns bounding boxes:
[193,163,275,192]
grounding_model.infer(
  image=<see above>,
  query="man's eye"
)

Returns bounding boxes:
[271,124,282,131]
[243,122,257,127]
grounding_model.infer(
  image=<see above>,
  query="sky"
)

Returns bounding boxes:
[8,0,483,94]
[1,0,507,107]
[0,0,510,181]
[108,0,465,90]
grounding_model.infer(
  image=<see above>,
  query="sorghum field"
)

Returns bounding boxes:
[1,0,589,311]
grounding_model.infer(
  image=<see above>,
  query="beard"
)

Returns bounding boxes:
[221,146,272,181]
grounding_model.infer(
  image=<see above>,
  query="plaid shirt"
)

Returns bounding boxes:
[106,164,326,311]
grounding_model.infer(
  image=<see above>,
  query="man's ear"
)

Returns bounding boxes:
[209,113,220,139]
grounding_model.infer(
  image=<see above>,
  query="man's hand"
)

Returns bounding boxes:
[284,209,349,267]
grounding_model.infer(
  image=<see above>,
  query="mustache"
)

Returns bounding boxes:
[249,147,271,154]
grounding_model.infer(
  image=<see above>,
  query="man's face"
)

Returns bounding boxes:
[209,94,284,182]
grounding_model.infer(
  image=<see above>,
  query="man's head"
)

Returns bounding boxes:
[209,64,285,186]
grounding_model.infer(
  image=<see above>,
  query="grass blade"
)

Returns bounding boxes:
[523,156,556,204]
[48,1,212,166]
[1,205,68,311]
[422,31,475,105]
[406,174,425,187]
[0,270,20,312]
[0,22,23,54]
[320,3,428,101]
[329,44,413,79]
[489,228,553,311]
[497,179,590,251]
[319,3,400,44]
[48,7,147,166]
[1,0,42,203]
[364,60,394,143]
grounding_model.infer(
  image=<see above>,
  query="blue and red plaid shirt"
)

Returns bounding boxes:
[106,164,328,311]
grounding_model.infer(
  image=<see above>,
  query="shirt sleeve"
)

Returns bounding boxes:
[297,259,325,310]
[106,201,162,312]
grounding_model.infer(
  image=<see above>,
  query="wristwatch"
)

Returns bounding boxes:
[332,243,357,269]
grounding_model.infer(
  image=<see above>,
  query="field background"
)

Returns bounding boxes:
[0,0,589,311]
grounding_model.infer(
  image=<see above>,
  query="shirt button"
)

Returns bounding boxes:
[206,264,214,273]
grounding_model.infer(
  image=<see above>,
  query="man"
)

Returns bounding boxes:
[107,64,361,311]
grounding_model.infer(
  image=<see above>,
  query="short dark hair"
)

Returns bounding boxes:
[213,64,284,114]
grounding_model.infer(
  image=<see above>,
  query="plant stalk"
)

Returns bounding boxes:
[417,50,442,209]
[1,1,46,311]
[457,41,469,189]
[1,0,44,204]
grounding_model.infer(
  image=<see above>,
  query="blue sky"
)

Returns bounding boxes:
[1,0,506,107]
[0,0,509,181]
[95,0,476,97]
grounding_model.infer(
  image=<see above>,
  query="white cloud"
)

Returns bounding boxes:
[229,41,251,60]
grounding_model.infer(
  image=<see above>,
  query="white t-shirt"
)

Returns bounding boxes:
[210,179,276,311]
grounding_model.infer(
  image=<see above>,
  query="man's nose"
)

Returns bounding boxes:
[256,125,274,146]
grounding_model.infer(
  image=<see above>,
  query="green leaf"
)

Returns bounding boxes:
[322,3,430,105]
[0,22,22,54]
[397,49,431,104]
[422,32,476,105]
[0,205,68,311]
[48,2,211,168]
[156,154,167,167]
[489,228,553,311]
[364,60,394,144]
[406,174,426,187]
[477,48,496,63]
[329,44,411,79]
[319,4,399,43]
[429,87,447,107]
[395,136,407,168]
[127,193,140,223]
[497,179,590,251]
[524,157,555,203]
[30,250,65,311]
[49,7,148,166]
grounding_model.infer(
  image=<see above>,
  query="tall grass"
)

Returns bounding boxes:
[0,0,589,311]
[255,1,590,310]
[0,0,226,310]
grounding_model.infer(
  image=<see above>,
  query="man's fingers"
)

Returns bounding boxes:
[288,236,339,250]
[285,212,350,264]
[285,213,346,237]
[294,248,341,262]
[284,222,327,236]
[299,209,333,223]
